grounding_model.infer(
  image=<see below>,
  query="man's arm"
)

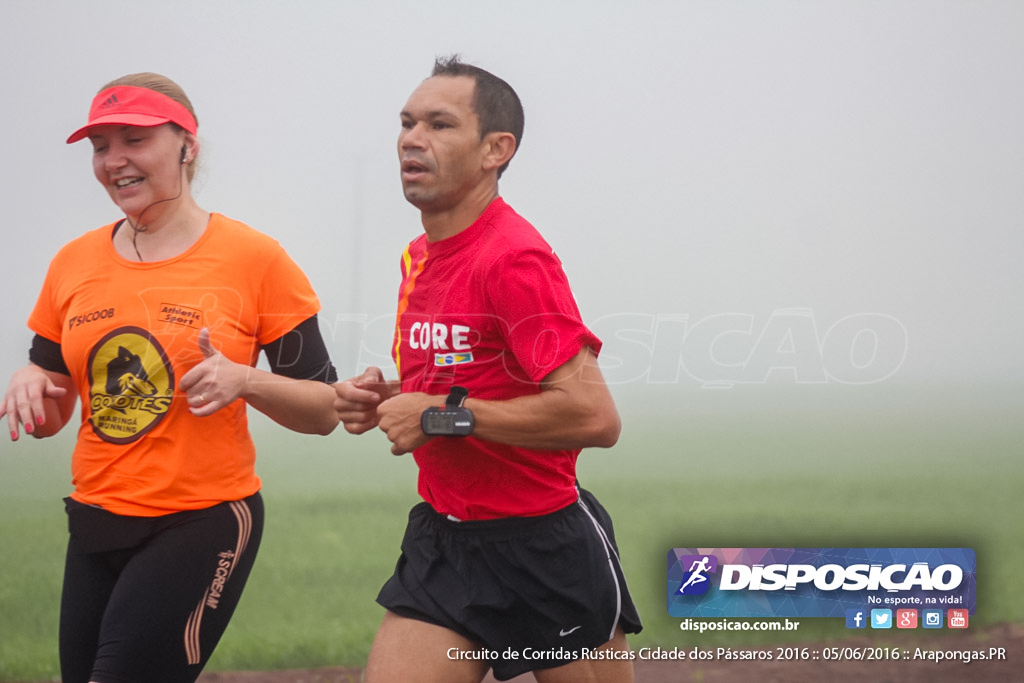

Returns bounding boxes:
[376,347,619,455]
[466,346,619,449]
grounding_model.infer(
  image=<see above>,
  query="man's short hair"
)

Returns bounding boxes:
[431,55,524,178]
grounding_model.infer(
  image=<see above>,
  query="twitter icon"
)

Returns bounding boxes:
[870,609,893,629]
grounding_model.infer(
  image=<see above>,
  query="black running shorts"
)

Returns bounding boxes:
[377,487,643,680]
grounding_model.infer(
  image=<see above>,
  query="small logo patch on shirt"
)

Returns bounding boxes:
[434,352,474,366]
[158,303,203,329]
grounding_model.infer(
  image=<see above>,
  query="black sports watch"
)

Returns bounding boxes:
[421,386,475,436]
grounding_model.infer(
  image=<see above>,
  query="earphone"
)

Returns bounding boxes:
[129,145,189,261]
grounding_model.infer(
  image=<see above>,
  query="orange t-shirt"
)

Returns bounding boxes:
[28,213,321,516]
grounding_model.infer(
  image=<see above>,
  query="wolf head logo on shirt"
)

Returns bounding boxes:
[87,327,174,444]
[106,346,158,398]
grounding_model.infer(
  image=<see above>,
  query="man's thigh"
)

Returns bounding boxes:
[365,611,490,683]
[533,627,634,683]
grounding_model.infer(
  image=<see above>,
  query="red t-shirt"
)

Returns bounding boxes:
[28,213,321,516]
[393,198,601,520]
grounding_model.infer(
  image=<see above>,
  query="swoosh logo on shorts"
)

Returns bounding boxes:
[559,625,583,637]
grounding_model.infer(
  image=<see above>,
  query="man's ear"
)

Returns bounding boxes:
[481,132,517,173]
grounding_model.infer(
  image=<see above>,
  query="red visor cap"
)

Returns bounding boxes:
[67,85,198,144]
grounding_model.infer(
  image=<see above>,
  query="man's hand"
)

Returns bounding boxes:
[377,391,443,455]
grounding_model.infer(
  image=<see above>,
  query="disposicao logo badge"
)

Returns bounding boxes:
[667,548,976,619]
[87,326,174,444]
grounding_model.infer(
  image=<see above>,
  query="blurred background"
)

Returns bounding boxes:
[2,0,1022,392]
[2,1,1022,678]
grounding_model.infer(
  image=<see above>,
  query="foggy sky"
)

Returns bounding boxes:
[2,0,1022,405]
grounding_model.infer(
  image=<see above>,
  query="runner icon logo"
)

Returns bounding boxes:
[676,555,718,596]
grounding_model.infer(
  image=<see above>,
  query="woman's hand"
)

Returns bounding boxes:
[178,328,249,416]
[1,364,75,440]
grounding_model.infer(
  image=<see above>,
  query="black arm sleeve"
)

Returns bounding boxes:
[29,334,71,375]
[262,314,338,383]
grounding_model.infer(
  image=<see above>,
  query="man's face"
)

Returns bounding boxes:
[398,76,488,212]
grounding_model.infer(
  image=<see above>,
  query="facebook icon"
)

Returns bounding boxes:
[845,609,866,629]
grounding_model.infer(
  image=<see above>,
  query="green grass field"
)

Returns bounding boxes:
[1,383,1021,680]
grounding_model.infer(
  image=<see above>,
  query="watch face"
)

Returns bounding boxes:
[424,412,457,433]
[422,407,474,436]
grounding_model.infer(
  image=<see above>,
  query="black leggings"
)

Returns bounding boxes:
[59,493,264,683]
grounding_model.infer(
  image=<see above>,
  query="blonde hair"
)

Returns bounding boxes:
[101,73,200,182]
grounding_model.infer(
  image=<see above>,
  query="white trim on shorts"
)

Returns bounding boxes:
[576,492,623,643]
